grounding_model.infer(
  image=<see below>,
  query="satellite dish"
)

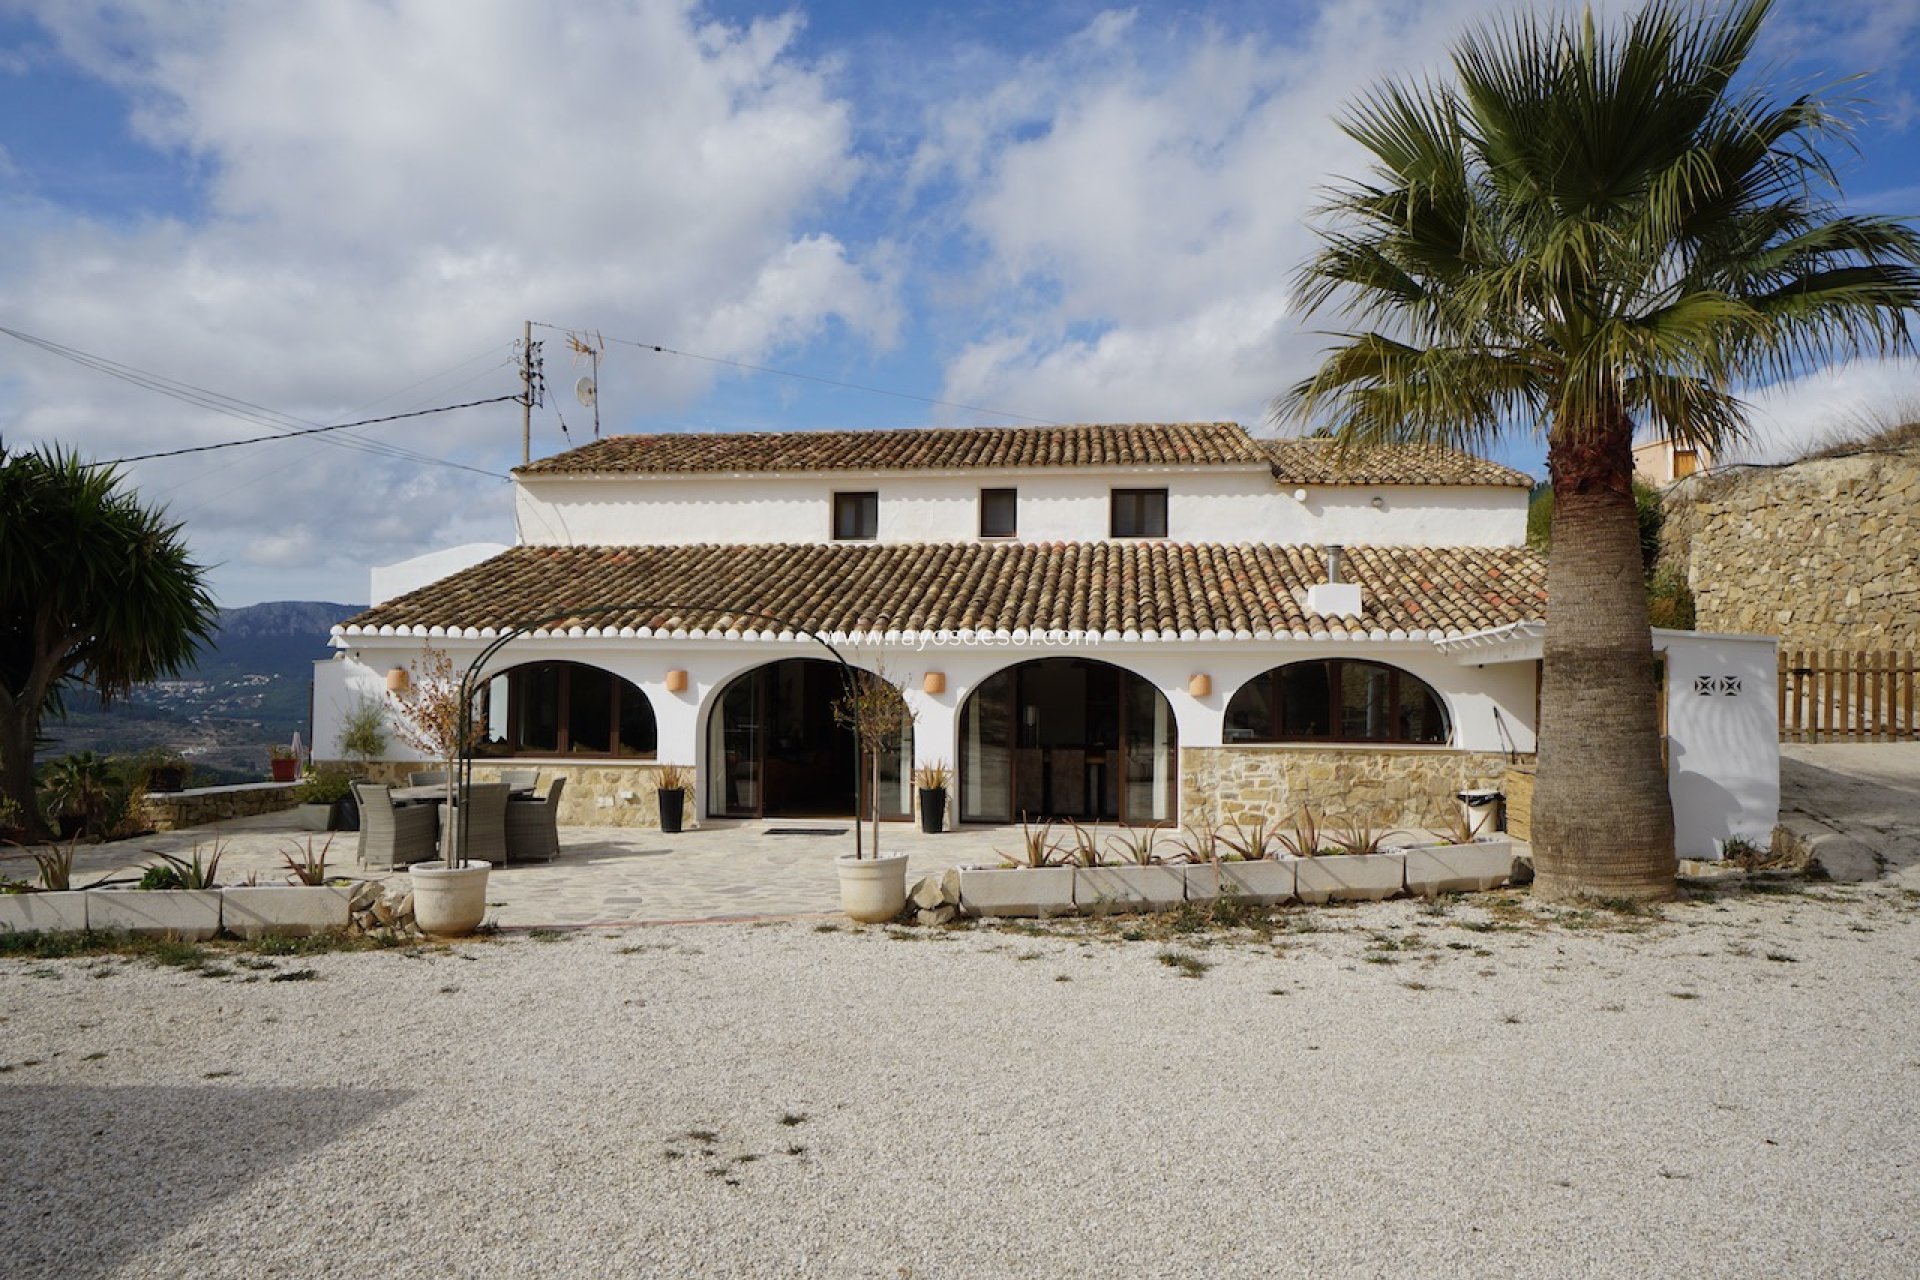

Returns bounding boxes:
[575,376,597,408]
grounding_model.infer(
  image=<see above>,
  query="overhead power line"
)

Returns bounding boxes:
[0,325,515,478]
[95,394,525,465]
[528,320,1062,426]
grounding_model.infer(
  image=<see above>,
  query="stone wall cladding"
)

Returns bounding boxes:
[1660,449,1920,650]
[1180,746,1518,834]
[137,783,301,832]
[314,760,683,829]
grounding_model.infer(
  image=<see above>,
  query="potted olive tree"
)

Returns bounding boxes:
[333,695,389,831]
[387,645,489,937]
[832,666,916,922]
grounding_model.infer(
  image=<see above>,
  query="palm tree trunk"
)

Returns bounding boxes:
[1532,423,1677,902]
[0,713,51,843]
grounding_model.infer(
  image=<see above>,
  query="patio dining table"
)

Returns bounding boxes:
[390,784,537,805]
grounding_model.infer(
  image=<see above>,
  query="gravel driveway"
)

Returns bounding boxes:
[4,875,1918,1278]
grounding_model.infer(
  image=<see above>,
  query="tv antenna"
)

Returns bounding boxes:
[567,331,604,438]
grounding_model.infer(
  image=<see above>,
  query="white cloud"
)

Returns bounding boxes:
[919,1,1493,428]
[0,0,887,603]
[1733,360,1920,463]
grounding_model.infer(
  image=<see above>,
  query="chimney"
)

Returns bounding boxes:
[1306,544,1364,617]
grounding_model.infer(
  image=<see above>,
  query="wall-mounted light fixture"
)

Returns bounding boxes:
[1292,487,1309,502]
[665,669,689,693]
[922,671,946,695]
[1369,495,1385,510]
[1188,673,1212,698]
[385,666,411,693]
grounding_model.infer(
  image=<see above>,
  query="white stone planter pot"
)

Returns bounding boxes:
[1402,839,1514,896]
[1185,859,1298,906]
[294,803,333,832]
[1075,865,1184,914]
[1293,853,1406,905]
[956,866,1077,918]
[835,853,910,923]
[88,888,222,940]
[409,861,492,938]
[0,891,90,934]
[221,885,353,939]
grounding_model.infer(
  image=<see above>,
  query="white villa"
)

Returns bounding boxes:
[313,420,1777,852]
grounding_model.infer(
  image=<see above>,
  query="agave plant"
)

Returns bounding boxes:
[1173,811,1221,866]
[1273,808,1324,859]
[1426,805,1490,847]
[998,818,1067,869]
[32,835,80,892]
[1324,813,1403,858]
[280,835,333,886]
[1103,826,1163,867]
[1218,815,1286,862]
[146,841,224,890]
[1061,819,1105,868]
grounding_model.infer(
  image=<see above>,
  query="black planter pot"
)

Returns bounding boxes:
[330,796,359,832]
[658,788,685,834]
[918,787,947,835]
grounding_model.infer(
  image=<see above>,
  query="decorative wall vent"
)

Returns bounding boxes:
[1693,675,1742,697]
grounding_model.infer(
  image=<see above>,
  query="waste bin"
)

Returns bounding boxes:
[1456,788,1505,836]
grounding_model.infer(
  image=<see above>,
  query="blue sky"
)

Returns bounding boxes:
[2,0,1917,605]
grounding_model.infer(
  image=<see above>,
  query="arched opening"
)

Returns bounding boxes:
[1224,659,1450,744]
[958,658,1177,825]
[478,660,657,757]
[705,658,913,820]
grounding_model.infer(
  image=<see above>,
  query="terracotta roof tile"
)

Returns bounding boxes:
[514,423,1267,475]
[1265,439,1534,488]
[339,542,1547,641]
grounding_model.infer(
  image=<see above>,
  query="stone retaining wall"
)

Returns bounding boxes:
[1660,448,1920,650]
[314,760,684,829]
[1180,746,1520,833]
[136,782,301,832]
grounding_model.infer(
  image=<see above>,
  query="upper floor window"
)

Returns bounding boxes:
[1110,488,1168,538]
[1224,660,1449,745]
[979,488,1017,538]
[832,491,878,540]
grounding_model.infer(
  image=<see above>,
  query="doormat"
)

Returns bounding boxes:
[766,827,849,836]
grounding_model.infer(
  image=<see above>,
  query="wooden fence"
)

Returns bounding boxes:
[1778,649,1919,742]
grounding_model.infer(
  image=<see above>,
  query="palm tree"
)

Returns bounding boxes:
[1280,0,1920,901]
[0,445,218,843]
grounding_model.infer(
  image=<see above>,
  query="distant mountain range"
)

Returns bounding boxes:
[42,601,364,783]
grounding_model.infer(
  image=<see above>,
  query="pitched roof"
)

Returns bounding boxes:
[337,542,1546,642]
[1264,439,1534,488]
[514,423,1267,475]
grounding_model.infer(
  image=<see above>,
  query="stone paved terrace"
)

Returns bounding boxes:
[2,812,1029,927]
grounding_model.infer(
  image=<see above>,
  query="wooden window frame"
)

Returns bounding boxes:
[832,490,879,541]
[484,661,658,759]
[979,487,1018,539]
[1225,659,1450,746]
[1109,487,1169,538]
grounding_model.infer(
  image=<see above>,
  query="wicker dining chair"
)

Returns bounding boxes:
[505,776,566,864]
[353,782,440,870]
[497,767,540,792]
[441,781,510,866]
[408,769,448,788]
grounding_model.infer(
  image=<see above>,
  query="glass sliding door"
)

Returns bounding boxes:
[958,659,1176,825]
[706,659,911,819]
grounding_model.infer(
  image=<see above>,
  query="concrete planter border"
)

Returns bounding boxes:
[0,891,91,934]
[1184,859,1299,906]
[956,866,1077,918]
[1076,865,1185,914]
[1293,853,1406,904]
[220,885,354,939]
[1401,839,1515,896]
[86,888,224,940]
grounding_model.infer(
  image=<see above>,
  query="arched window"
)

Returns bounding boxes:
[481,662,657,757]
[1224,660,1448,745]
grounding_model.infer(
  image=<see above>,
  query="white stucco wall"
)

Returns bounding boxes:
[513,470,1529,549]
[319,631,1539,824]
[1655,630,1780,857]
